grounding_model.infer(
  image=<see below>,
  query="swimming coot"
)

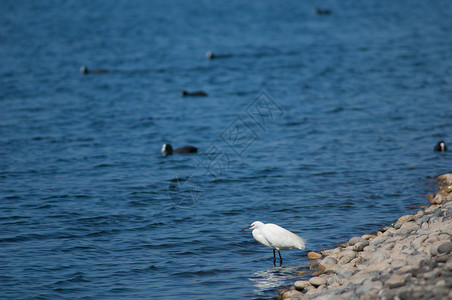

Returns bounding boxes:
[161,144,198,156]
[434,141,448,152]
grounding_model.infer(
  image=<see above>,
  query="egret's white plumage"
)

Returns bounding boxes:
[241,221,305,265]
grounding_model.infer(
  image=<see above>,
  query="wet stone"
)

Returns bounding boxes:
[308,251,323,259]
[294,280,311,291]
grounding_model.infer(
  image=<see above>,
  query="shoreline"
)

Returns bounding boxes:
[282,173,452,300]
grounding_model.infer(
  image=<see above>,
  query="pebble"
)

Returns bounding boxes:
[395,222,419,236]
[363,261,390,273]
[411,235,427,250]
[368,249,389,264]
[321,256,337,268]
[436,241,452,255]
[338,250,356,264]
[308,251,322,259]
[282,289,302,299]
[309,277,327,287]
[337,264,356,278]
[361,234,376,240]
[353,240,369,252]
[284,172,452,300]
[385,274,409,288]
[395,214,414,228]
[294,280,311,291]
[348,236,363,246]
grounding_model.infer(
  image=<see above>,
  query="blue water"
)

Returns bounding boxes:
[1,0,451,299]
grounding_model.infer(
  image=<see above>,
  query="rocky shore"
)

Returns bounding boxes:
[282,173,452,300]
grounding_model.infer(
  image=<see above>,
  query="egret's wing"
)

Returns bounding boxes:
[252,228,272,248]
[263,224,305,250]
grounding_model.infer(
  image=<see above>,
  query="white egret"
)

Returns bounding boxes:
[241,221,305,265]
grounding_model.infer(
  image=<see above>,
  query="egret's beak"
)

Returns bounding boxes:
[240,225,251,232]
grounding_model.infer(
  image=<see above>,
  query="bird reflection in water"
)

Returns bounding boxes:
[248,265,307,296]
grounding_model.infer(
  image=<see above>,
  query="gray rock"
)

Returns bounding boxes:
[414,210,424,221]
[395,265,415,274]
[425,205,439,214]
[395,222,419,236]
[432,193,446,204]
[359,250,373,261]
[430,241,445,256]
[337,264,356,278]
[348,236,363,246]
[314,295,347,300]
[385,274,409,288]
[368,249,389,264]
[309,276,327,287]
[294,280,311,290]
[406,254,427,268]
[353,241,368,252]
[438,233,451,240]
[421,222,429,230]
[322,256,338,267]
[356,278,382,296]
[339,250,356,264]
[363,261,390,273]
[446,257,452,270]
[362,234,376,240]
[430,216,442,223]
[282,289,303,299]
[411,235,428,250]
[437,241,452,255]
[369,234,388,248]
[421,215,430,223]
[397,214,414,224]
[435,279,446,288]
[391,258,406,268]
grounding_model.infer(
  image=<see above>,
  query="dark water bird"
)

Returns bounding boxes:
[241,221,305,266]
[206,51,233,59]
[434,141,448,152]
[180,90,208,97]
[161,144,198,156]
[314,8,332,15]
[80,65,109,74]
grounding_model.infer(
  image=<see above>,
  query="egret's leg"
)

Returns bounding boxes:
[278,250,283,265]
[273,249,276,265]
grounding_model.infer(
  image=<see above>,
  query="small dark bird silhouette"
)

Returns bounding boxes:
[161,144,198,156]
[180,90,208,97]
[434,141,448,152]
[206,51,233,59]
[80,65,109,74]
[314,8,332,15]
